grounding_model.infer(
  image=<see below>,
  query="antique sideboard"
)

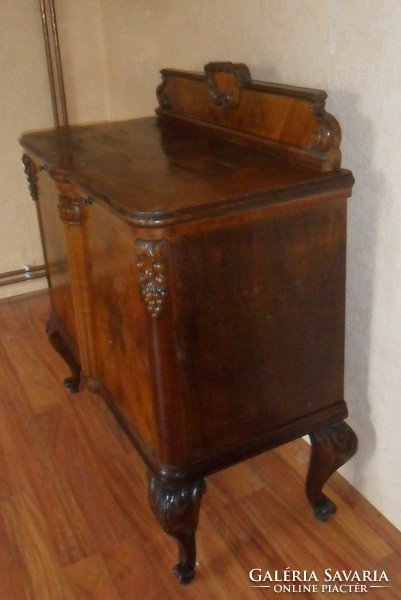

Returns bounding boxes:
[20,62,357,584]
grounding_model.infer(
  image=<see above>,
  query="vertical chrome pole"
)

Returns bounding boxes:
[39,0,59,127]
[39,0,68,128]
[49,0,68,127]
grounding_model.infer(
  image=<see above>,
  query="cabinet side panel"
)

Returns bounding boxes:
[83,202,158,454]
[37,170,78,344]
[172,197,347,463]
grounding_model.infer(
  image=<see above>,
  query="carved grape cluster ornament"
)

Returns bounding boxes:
[135,239,168,318]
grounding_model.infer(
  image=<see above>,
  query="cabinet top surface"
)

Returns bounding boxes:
[20,116,353,227]
[20,64,355,226]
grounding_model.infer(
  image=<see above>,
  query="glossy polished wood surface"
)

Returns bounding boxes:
[84,202,159,455]
[20,121,352,227]
[157,63,342,171]
[0,291,399,599]
[20,63,357,583]
[171,197,348,467]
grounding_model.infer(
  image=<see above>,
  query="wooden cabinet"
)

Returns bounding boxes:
[20,62,357,584]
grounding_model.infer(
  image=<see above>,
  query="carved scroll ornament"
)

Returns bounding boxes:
[22,154,38,201]
[156,72,173,111]
[57,194,93,225]
[135,239,168,318]
[310,99,341,153]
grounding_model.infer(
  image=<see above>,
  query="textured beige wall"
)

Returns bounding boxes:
[2,0,401,530]
[0,0,107,299]
[0,1,52,298]
[56,0,109,123]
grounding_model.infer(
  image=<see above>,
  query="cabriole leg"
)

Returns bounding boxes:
[306,420,358,522]
[148,474,206,585]
[46,319,81,393]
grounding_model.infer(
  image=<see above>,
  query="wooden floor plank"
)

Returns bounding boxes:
[0,341,95,567]
[0,295,61,412]
[36,403,140,553]
[1,491,75,600]
[0,289,400,599]
[0,371,33,500]
[67,392,133,463]
[102,537,173,600]
[0,510,35,600]
[0,305,62,415]
[63,553,120,600]
[99,454,157,543]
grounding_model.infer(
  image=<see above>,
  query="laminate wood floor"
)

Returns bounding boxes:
[0,290,400,599]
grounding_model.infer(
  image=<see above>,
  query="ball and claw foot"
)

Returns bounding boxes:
[148,475,206,585]
[173,562,196,585]
[312,495,337,522]
[63,376,80,394]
